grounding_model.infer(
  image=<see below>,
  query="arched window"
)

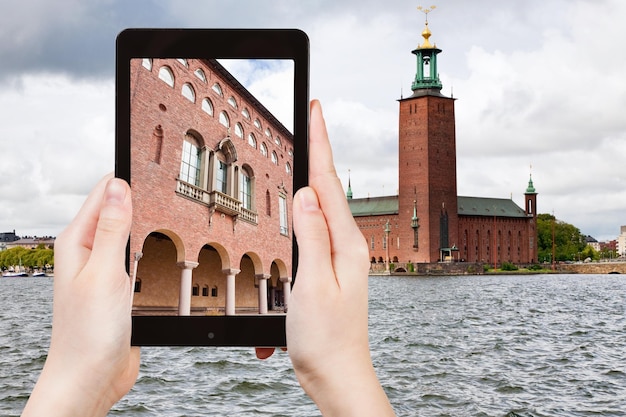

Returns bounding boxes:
[265,127,272,138]
[219,111,230,128]
[216,159,228,194]
[134,278,142,293]
[227,96,238,109]
[179,133,202,186]
[248,133,257,148]
[260,142,268,157]
[279,194,288,235]
[194,68,206,82]
[239,166,253,210]
[254,118,261,129]
[142,59,152,70]
[181,83,195,103]
[266,190,271,216]
[192,284,200,296]
[212,83,223,96]
[275,135,281,146]
[177,58,188,67]
[271,151,278,165]
[202,285,209,296]
[234,122,243,138]
[158,66,174,87]
[201,98,213,116]
[242,108,250,120]
[285,162,292,175]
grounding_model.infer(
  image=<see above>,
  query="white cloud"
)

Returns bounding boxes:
[0,74,114,236]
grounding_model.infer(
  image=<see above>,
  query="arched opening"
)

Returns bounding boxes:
[193,244,227,315]
[134,231,182,315]
[238,254,259,313]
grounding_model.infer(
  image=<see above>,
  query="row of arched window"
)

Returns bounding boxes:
[143,59,289,147]
[142,58,292,175]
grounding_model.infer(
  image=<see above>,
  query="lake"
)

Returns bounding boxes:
[1,274,625,416]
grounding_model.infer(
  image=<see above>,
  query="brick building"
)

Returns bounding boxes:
[130,58,294,315]
[348,20,538,270]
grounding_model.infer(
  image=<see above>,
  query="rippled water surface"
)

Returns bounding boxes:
[2,274,626,416]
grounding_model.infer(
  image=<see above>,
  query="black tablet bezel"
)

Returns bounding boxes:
[115,29,309,347]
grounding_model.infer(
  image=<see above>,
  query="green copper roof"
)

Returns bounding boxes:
[526,176,536,194]
[348,195,528,218]
[348,196,399,216]
[457,196,528,218]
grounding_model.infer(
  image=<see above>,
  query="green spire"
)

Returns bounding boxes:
[526,175,536,194]
[346,170,353,200]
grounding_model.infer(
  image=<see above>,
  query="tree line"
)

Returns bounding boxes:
[0,245,54,271]
[537,213,616,263]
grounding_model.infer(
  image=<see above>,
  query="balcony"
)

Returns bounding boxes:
[176,179,258,225]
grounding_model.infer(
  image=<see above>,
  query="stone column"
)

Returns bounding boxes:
[256,274,271,314]
[177,261,198,316]
[280,276,292,313]
[223,268,240,316]
[131,252,143,309]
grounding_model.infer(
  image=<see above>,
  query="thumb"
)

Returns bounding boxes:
[89,178,132,273]
[292,187,333,289]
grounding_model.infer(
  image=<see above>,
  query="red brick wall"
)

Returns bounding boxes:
[397,94,458,262]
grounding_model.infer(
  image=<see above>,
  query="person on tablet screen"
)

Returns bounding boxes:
[21,100,396,417]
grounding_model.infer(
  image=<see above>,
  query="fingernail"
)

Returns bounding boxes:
[105,178,128,206]
[299,187,320,212]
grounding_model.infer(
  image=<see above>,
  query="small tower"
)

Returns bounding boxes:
[524,173,538,263]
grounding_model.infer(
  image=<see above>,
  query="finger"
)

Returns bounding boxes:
[54,174,114,282]
[292,186,334,290]
[255,348,275,360]
[88,178,132,280]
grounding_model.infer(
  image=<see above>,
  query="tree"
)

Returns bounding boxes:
[537,213,586,262]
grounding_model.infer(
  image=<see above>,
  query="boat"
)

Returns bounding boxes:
[32,272,46,277]
[2,271,29,277]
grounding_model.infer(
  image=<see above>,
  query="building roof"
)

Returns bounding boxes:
[457,196,528,218]
[348,196,399,216]
[348,195,528,218]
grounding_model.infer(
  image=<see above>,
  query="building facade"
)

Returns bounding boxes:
[130,58,294,315]
[348,20,538,270]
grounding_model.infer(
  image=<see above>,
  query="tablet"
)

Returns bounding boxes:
[115,29,309,346]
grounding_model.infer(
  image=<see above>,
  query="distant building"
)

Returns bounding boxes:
[5,237,55,250]
[0,230,20,242]
[585,235,600,252]
[617,226,626,257]
[348,18,538,269]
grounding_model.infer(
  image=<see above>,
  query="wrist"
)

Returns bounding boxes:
[22,359,115,417]
[295,353,395,417]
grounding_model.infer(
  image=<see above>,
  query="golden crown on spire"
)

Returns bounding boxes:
[417,5,437,48]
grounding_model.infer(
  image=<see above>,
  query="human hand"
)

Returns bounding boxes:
[286,100,395,416]
[22,176,140,417]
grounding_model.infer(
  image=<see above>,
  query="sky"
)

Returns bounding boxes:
[1,0,625,242]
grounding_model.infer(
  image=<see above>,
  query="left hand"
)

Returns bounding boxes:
[22,175,140,417]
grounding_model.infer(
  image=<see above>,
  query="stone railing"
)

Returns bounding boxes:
[176,179,258,225]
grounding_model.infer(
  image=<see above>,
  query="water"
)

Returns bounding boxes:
[2,274,625,416]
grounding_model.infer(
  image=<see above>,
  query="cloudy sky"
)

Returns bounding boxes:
[1,0,625,242]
